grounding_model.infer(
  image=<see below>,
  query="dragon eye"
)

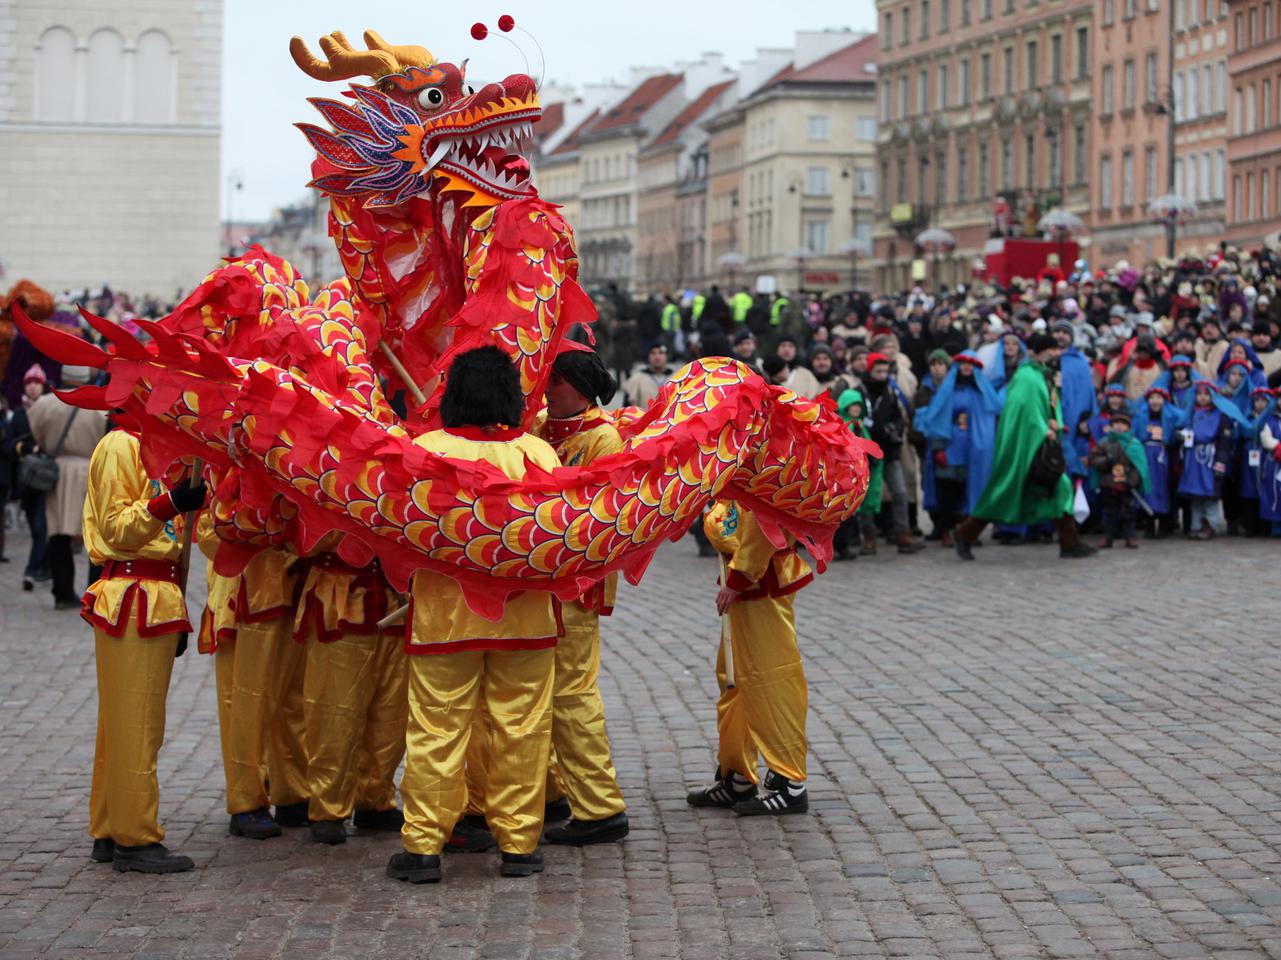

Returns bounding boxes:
[467,85,475,96]
[417,87,445,110]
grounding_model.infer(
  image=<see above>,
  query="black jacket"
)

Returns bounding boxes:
[863,379,905,461]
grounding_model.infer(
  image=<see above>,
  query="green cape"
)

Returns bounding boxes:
[1089,429,1152,495]
[972,360,1074,525]
[837,388,884,516]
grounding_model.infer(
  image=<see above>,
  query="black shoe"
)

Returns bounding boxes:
[446,821,496,853]
[696,542,717,558]
[229,807,282,840]
[460,813,489,831]
[686,769,755,808]
[544,796,572,822]
[310,820,347,845]
[112,842,193,874]
[273,800,309,827]
[1059,542,1099,559]
[733,771,809,817]
[386,852,442,884]
[353,807,404,832]
[544,812,629,846]
[499,851,544,877]
[954,537,974,561]
[91,838,115,863]
[22,577,33,592]
[54,597,79,610]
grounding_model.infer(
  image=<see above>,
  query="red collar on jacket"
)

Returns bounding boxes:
[441,425,525,441]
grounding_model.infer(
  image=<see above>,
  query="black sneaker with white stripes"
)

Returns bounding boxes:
[686,769,755,808]
[732,770,808,816]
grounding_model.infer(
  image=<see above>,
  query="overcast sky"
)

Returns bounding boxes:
[220,0,877,221]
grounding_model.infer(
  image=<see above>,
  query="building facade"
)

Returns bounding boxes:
[871,0,1093,292]
[0,0,222,297]
[1225,0,1281,246]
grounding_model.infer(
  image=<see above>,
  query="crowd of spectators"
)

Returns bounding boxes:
[598,243,1281,555]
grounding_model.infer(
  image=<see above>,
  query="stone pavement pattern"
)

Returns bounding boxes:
[0,528,1280,960]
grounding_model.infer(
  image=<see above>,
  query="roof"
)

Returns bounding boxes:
[649,79,736,147]
[589,73,683,134]
[550,108,601,156]
[532,101,566,145]
[758,35,878,92]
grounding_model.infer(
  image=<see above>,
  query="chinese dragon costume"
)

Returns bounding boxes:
[16,27,877,619]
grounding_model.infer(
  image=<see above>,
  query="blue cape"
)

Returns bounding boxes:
[914,352,1003,514]
[985,337,1026,391]
[1216,338,1268,386]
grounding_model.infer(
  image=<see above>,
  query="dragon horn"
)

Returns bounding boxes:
[362,30,435,69]
[12,303,110,369]
[80,306,150,361]
[290,33,397,82]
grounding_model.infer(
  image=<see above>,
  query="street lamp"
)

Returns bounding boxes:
[225,173,244,257]
[914,227,955,291]
[837,236,871,291]
[717,251,744,286]
[786,247,813,295]
[1148,194,1197,257]
[1037,208,1086,274]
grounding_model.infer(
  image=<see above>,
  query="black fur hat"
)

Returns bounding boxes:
[439,346,524,428]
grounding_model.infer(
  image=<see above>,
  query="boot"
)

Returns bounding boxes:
[544,812,630,846]
[91,839,115,863]
[353,807,404,831]
[309,819,347,845]
[858,531,877,556]
[895,532,925,554]
[229,807,282,840]
[273,800,309,827]
[544,796,572,822]
[446,821,496,853]
[386,852,442,884]
[733,770,809,817]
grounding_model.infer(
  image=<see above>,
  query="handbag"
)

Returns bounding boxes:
[17,408,79,493]
[1026,381,1066,491]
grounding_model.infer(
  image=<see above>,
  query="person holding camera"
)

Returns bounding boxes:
[862,353,924,555]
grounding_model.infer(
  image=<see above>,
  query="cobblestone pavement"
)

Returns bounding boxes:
[1,526,1280,960]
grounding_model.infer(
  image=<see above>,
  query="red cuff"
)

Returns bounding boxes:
[147,491,179,522]
[725,568,756,592]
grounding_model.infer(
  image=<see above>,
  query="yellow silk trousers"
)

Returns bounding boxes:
[464,715,565,816]
[715,593,808,784]
[89,627,176,847]
[550,603,625,820]
[402,648,554,856]
[214,616,308,814]
[302,629,407,821]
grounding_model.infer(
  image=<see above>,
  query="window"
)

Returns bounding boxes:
[1125,0,1136,16]
[958,146,969,201]
[1124,59,1136,109]
[1001,138,1013,189]
[1146,146,1158,201]
[808,115,830,140]
[1024,134,1035,187]
[1004,0,1013,13]
[857,116,878,140]
[1003,46,1014,94]
[922,0,931,37]
[1248,172,1256,219]
[919,70,929,112]
[1264,171,1271,219]
[1266,79,1274,127]
[884,11,894,48]
[1146,52,1158,103]
[941,0,950,31]
[1236,12,1245,50]
[981,0,992,17]
[1174,72,1185,121]
[1203,63,1213,114]
[1076,28,1089,79]
[961,0,972,25]
[900,74,910,116]
[1074,123,1087,183]
[917,157,928,202]
[1176,157,1186,196]
[1248,83,1258,132]
[1027,40,1038,89]
[979,141,991,197]
[1268,2,1275,40]
[855,167,876,196]
[805,219,829,254]
[1177,0,1186,28]
[981,52,992,98]
[1188,69,1199,118]
[959,59,971,104]
[881,82,892,121]
[1250,7,1259,45]
[1051,34,1062,83]
[1122,151,1135,206]
[86,28,126,123]
[133,30,175,124]
[806,167,829,195]
[35,26,75,121]
[1049,130,1061,186]
[902,5,911,44]
[1104,0,1115,25]
[935,151,947,205]
[897,157,908,202]
[1103,65,1115,115]
[1218,61,1228,112]
[1100,154,1114,208]
[1215,149,1226,198]
[1234,174,1243,220]
[938,64,950,109]
[1200,150,1212,199]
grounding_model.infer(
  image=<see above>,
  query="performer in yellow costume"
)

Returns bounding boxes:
[293,544,407,844]
[535,343,629,845]
[82,427,206,873]
[687,500,813,815]
[387,346,562,885]
[203,495,307,840]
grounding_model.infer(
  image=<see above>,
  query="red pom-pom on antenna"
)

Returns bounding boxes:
[470,22,489,40]
[498,14,516,31]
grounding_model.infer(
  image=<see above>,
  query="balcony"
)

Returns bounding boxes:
[889,202,930,235]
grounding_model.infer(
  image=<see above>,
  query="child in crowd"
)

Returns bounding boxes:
[1087,410,1150,548]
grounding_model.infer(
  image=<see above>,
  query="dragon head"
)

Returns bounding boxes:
[292,30,540,209]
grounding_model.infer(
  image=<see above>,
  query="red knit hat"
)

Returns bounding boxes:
[23,364,46,385]
[867,352,891,367]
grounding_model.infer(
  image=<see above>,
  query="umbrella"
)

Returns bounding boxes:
[1148,194,1197,223]
[914,228,955,252]
[1037,208,1085,235]
[716,252,745,269]
[837,237,872,256]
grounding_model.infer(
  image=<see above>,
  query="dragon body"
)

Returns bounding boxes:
[19,29,877,618]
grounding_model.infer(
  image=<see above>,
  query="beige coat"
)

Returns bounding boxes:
[27,394,107,537]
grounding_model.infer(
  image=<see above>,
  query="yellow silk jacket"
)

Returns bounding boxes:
[81,430,191,637]
[704,500,813,600]
[408,426,563,653]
